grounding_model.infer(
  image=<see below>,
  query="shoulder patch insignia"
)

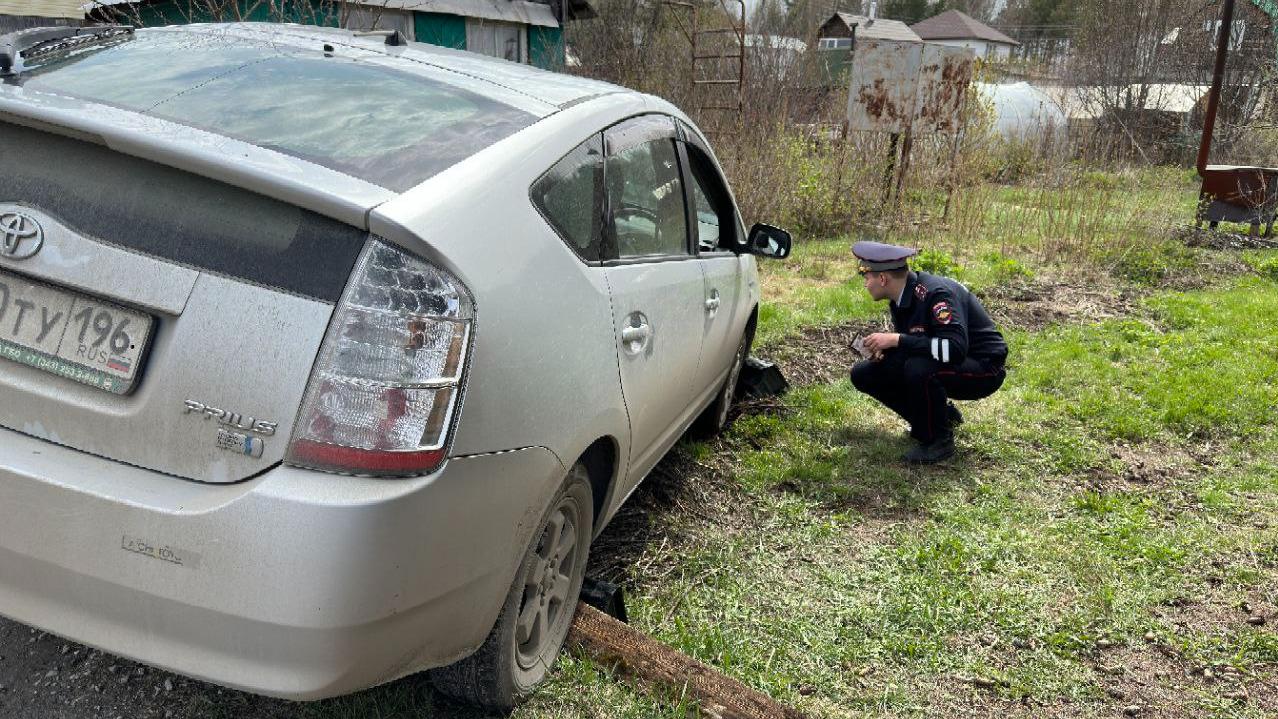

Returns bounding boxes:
[932,301,953,324]
[914,283,927,300]
[909,325,926,334]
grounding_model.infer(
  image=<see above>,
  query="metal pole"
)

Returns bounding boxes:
[894,129,914,210]
[736,0,744,121]
[942,127,963,221]
[882,132,899,205]
[1197,0,1236,175]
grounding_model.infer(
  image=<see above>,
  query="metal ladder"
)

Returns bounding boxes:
[666,0,746,139]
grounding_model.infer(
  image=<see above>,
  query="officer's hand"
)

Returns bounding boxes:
[863,332,900,355]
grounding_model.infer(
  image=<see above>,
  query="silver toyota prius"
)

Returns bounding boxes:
[0,22,790,710]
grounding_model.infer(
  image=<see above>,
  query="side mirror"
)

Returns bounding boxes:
[745,223,792,259]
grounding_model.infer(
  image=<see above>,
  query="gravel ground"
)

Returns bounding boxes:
[0,616,463,719]
[0,617,277,718]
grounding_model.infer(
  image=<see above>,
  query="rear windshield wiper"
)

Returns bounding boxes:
[0,25,133,77]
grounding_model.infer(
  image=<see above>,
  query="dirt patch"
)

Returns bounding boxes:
[1082,642,1278,718]
[760,319,888,387]
[1175,226,1278,251]
[1155,576,1278,639]
[1083,443,1202,491]
[588,443,759,585]
[1158,246,1254,291]
[982,273,1139,331]
[912,637,1277,719]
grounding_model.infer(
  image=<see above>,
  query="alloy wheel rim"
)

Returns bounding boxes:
[515,503,579,669]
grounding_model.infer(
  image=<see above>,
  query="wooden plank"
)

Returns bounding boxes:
[568,602,810,719]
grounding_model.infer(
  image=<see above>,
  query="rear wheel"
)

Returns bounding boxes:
[429,463,592,712]
[691,326,752,437]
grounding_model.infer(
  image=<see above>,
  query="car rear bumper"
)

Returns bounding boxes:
[0,426,566,700]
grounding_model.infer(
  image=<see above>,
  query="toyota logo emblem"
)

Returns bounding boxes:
[0,212,44,260]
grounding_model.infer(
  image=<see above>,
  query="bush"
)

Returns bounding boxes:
[912,249,962,278]
[1079,170,1121,191]
[982,251,1035,284]
[1105,242,1197,285]
[1250,254,1278,282]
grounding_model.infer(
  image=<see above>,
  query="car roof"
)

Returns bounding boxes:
[190,22,627,111]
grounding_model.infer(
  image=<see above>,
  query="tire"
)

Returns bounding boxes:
[691,325,753,437]
[429,463,593,713]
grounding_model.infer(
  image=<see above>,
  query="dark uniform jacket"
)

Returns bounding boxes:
[891,272,1007,367]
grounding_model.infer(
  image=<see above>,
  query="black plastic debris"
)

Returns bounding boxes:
[580,577,628,623]
[738,357,788,399]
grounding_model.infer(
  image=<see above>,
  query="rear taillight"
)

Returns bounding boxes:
[286,239,473,477]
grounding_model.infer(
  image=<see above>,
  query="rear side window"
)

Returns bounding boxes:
[605,138,689,259]
[530,135,605,262]
[0,123,365,302]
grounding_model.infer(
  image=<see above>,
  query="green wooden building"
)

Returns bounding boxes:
[85,0,594,69]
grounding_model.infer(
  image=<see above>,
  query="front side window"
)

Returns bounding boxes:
[690,173,720,252]
[530,134,605,261]
[682,143,739,253]
[605,138,688,259]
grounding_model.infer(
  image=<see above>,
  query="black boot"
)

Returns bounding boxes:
[903,433,955,464]
[947,402,964,426]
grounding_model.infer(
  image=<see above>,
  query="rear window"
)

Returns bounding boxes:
[0,122,366,302]
[16,30,539,191]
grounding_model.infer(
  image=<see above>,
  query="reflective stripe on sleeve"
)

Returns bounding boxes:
[942,338,950,363]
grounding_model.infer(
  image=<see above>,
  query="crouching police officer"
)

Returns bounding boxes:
[849,241,1008,463]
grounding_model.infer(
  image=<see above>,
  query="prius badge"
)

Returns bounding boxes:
[0,211,44,260]
[183,399,277,460]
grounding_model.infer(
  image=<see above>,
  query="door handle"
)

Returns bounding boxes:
[704,290,721,313]
[620,311,651,354]
[620,324,651,344]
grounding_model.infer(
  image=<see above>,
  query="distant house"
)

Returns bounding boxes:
[814,12,920,86]
[910,9,1019,61]
[82,0,595,69]
[1,0,82,32]
[816,11,921,48]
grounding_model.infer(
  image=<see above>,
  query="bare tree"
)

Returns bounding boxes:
[1066,0,1275,162]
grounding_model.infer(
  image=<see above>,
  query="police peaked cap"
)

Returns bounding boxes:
[852,241,918,272]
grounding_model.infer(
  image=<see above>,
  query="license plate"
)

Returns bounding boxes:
[0,269,154,395]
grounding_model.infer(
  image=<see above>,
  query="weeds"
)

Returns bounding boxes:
[1104,241,1199,285]
[1245,251,1278,281]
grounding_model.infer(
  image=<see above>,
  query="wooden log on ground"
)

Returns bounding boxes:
[567,602,810,719]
